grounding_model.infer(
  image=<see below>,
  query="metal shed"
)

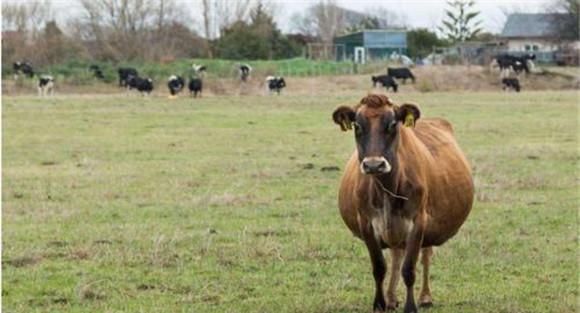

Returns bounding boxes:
[333,29,408,63]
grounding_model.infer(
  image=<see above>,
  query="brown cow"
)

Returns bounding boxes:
[332,94,473,313]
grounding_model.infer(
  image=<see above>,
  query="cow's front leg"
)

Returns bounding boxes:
[402,214,426,313]
[362,225,387,313]
[386,248,403,310]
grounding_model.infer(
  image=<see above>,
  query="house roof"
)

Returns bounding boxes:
[501,13,565,38]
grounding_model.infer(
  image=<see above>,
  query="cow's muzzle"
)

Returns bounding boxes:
[360,157,391,174]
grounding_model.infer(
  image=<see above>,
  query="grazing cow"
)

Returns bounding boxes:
[188,77,203,98]
[387,67,416,84]
[167,75,185,96]
[118,67,138,87]
[127,76,154,94]
[38,75,54,96]
[89,65,105,80]
[13,61,35,79]
[332,94,473,313]
[492,53,535,76]
[502,78,521,92]
[239,64,252,82]
[372,75,398,93]
[266,76,286,95]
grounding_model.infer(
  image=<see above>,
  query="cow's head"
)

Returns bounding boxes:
[332,94,420,175]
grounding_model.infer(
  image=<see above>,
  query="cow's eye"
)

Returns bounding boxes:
[386,121,397,133]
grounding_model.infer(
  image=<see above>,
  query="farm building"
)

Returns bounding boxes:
[333,29,408,63]
[500,13,580,63]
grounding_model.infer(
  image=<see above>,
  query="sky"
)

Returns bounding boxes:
[276,0,549,34]
[8,0,551,35]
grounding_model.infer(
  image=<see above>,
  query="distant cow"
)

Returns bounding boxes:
[192,64,207,76]
[188,77,203,98]
[168,75,185,96]
[13,61,34,79]
[492,53,535,76]
[239,64,252,82]
[89,65,105,80]
[38,75,54,96]
[118,67,138,87]
[387,67,415,84]
[372,75,398,93]
[502,78,521,92]
[127,76,154,94]
[266,76,286,94]
[332,94,473,313]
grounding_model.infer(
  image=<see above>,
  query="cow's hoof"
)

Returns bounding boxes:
[404,302,418,313]
[419,301,433,308]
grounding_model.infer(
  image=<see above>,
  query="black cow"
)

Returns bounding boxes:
[127,76,154,94]
[387,67,415,84]
[89,65,105,80]
[266,76,286,95]
[502,78,521,92]
[239,64,252,82]
[371,75,398,93]
[38,75,54,96]
[189,77,203,98]
[118,67,138,87]
[13,61,34,79]
[167,75,185,96]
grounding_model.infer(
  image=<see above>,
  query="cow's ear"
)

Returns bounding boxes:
[332,106,356,131]
[396,103,421,127]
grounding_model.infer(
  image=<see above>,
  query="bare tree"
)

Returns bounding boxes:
[290,0,345,44]
[2,1,52,37]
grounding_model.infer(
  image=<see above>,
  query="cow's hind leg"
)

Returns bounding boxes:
[386,248,403,310]
[363,226,387,313]
[419,247,434,307]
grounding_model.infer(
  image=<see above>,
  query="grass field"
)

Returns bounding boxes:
[2,90,578,313]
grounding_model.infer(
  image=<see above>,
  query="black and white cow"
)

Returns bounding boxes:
[266,76,286,95]
[492,53,535,76]
[371,75,398,93]
[118,67,138,87]
[188,77,203,98]
[387,67,415,84]
[89,65,105,80]
[127,76,154,94]
[167,75,185,96]
[502,78,521,92]
[13,61,35,79]
[239,64,252,82]
[38,75,54,96]
[192,64,207,77]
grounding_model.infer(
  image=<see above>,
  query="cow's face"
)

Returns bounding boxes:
[332,95,420,175]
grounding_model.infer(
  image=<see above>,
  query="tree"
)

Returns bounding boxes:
[215,3,300,59]
[407,28,448,59]
[439,0,482,43]
[290,0,345,44]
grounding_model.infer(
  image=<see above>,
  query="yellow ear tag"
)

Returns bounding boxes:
[404,112,415,127]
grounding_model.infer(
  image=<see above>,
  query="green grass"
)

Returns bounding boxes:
[2,90,578,313]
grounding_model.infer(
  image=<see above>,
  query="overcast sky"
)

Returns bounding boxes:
[11,0,551,35]
[276,0,549,34]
